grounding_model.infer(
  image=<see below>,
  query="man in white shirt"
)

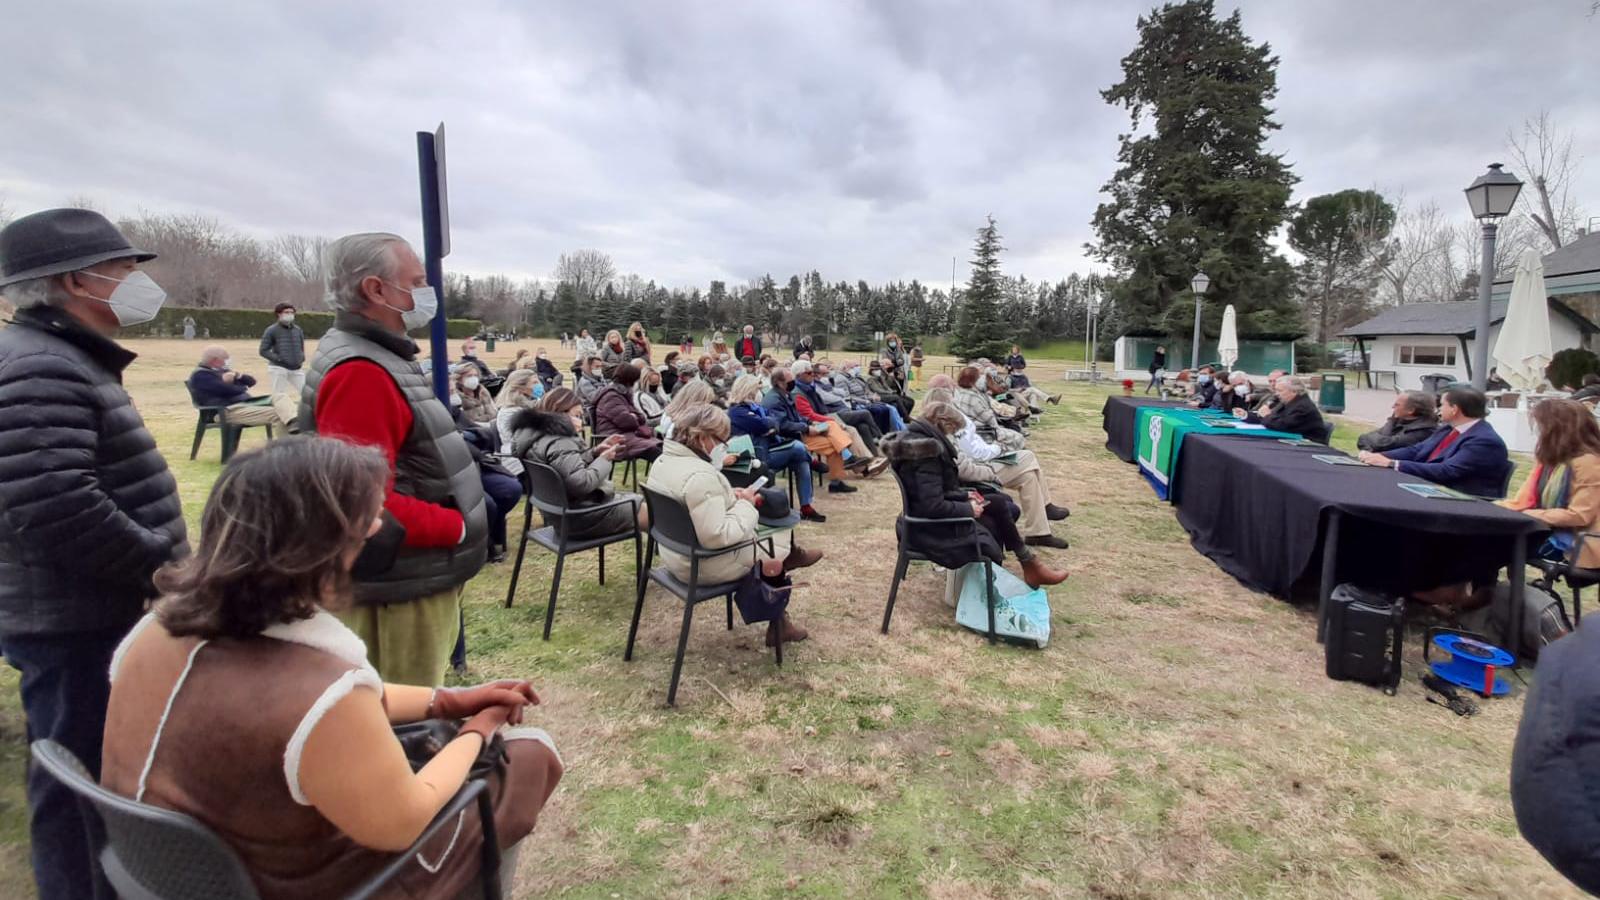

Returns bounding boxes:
[926,386,1069,547]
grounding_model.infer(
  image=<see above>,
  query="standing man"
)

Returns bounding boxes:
[1146,344,1166,394]
[0,209,187,900]
[258,301,306,395]
[736,324,762,361]
[300,232,488,685]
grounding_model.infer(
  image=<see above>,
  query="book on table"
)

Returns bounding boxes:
[1398,482,1477,501]
[1312,454,1367,467]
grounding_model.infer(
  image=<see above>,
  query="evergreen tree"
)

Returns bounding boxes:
[950,216,1014,362]
[1090,0,1300,340]
[552,282,582,336]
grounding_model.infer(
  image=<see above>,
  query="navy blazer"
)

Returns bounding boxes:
[1386,420,1511,498]
[186,366,255,407]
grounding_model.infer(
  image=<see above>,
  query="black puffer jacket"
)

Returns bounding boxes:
[881,421,1002,569]
[1512,620,1600,894]
[0,306,187,636]
[509,407,635,540]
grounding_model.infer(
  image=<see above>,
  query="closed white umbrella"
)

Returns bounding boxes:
[1217,304,1239,370]
[1492,248,1553,391]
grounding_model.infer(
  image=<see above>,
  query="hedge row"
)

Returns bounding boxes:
[122,307,483,340]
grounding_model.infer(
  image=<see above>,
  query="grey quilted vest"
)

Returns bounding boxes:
[299,316,487,604]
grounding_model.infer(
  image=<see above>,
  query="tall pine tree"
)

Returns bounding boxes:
[1090,0,1300,340]
[950,216,1014,362]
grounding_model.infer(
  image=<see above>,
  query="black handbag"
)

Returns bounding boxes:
[393,719,508,780]
[732,567,793,625]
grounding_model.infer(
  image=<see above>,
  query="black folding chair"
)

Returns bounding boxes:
[504,462,642,641]
[1532,531,1600,626]
[29,738,502,900]
[625,486,781,706]
[185,381,274,463]
[880,465,1000,643]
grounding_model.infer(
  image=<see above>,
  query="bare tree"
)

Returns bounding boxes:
[272,234,328,283]
[1376,200,1452,305]
[1507,110,1585,249]
[553,249,616,300]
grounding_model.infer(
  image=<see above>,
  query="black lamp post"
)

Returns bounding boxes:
[1189,271,1210,372]
[1464,163,1524,390]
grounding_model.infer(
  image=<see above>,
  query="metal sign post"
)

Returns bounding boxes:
[417,123,451,403]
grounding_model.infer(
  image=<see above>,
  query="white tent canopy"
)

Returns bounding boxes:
[1217,305,1239,370]
[1493,248,1554,390]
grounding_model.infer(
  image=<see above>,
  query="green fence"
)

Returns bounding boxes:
[1121,336,1296,374]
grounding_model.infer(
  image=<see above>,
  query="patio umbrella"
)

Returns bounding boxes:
[1217,304,1239,370]
[1492,248,1553,391]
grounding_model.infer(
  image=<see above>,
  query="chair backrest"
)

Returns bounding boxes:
[523,461,573,516]
[886,460,914,518]
[182,379,214,410]
[641,485,705,556]
[30,740,262,900]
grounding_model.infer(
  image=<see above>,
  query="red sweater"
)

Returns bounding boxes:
[315,360,464,548]
[794,392,831,424]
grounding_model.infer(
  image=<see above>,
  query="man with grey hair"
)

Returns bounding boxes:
[185,343,299,428]
[299,232,488,685]
[1356,391,1439,453]
[1233,374,1329,441]
[0,208,187,900]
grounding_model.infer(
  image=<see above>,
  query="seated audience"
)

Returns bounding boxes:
[954,366,1025,451]
[633,365,670,427]
[534,348,563,390]
[1358,387,1510,498]
[867,359,915,418]
[186,344,298,428]
[1233,375,1328,441]
[835,359,906,431]
[625,321,652,364]
[101,437,562,899]
[660,379,717,440]
[1216,371,1253,414]
[1356,391,1439,452]
[789,361,884,475]
[882,402,1068,588]
[1188,365,1219,409]
[600,330,628,377]
[925,387,1070,547]
[807,359,886,453]
[1006,365,1059,408]
[457,338,493,380]
[1251,368,1286,412]
[497,348,530,379]
[646,405,821,646]
[575,355,607,414]
[727,374,825,522]
[1499,398,1600,566]
[763,366,869,494]
[494,369,541,478]
[453,365,497,425]
[510,388,638,539]
[660,351,681,394]
[592,363,663,462]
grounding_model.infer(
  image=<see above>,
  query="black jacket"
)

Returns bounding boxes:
[1249,393,1328,442]
[1356,415,1438,453]
[881,421,1003,569]
[258,321,305,370]
[187,365,255,407]
[0,307,187,636]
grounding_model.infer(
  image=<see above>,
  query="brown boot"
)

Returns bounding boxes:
[782,546,824,572]
[765,614,810,646]
[1020,556,1069,588]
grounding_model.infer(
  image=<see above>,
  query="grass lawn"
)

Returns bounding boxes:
[0,338,1574,898]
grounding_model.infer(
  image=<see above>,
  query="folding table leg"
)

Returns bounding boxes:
[1316,510,1341,644]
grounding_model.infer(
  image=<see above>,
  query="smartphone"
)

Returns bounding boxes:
[750,476,769,491]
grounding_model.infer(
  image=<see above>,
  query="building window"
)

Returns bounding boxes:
[1395,344,1456,366]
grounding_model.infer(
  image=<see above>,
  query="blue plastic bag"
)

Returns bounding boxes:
[952,562,1051,648]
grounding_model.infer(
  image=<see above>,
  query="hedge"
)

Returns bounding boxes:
[121,307,483,340]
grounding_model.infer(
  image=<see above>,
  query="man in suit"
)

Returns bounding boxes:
[1358,387,1510,498]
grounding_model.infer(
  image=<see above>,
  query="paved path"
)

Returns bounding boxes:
[1335,388,1397,426]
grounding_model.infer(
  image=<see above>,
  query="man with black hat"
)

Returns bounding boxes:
[0,208,187,900]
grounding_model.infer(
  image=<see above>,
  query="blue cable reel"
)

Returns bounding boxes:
[1425,627,1515,698]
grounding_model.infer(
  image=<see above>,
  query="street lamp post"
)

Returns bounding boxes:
[1087,290,1102,380]
[1463,162,1524,390]
[1189,271,1211,372]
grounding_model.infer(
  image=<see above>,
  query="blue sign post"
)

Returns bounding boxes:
[416,123,451,404]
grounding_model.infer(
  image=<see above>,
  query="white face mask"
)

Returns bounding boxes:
[379,282,438,332]
[708,441,727,469]
[79,270,167,326]
[1234,385,1248,396]
[463,348,477,357]
[463,376,481,391]
[278,313,295,325]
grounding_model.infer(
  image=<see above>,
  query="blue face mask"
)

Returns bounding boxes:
[1198,374,1212,385]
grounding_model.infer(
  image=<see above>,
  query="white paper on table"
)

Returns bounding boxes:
[1233,423,1267,430]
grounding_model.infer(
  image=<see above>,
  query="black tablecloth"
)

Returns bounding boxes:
[1171,435,1543,599]
[1101,396,1184,463]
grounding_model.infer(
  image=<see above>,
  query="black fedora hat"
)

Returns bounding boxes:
[0,208,155,287]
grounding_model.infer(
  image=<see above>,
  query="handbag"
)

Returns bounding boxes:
[732,567,793,625]
[393,719,508,780]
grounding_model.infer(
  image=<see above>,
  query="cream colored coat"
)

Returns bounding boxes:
[646,440,763,584]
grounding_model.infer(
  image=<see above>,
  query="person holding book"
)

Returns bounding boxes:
[924,387,1069,547]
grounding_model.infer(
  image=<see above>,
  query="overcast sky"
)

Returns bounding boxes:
[4,1,1597,291]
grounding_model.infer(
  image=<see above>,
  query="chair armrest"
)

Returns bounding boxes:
[344,779,500,900]
[560,493,641,522]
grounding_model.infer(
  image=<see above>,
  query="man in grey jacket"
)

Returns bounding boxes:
[258,301,307,395]
[0,209,187,900]
[1356,391,1439,453]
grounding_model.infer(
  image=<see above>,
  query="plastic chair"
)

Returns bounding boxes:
[504,462,642,641]
[625,486,780,706]
[185,381,274,463]
[880,464,999,643]
[29,738,503,900]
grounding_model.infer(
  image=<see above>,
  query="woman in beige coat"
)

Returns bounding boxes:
[645,405,822,645]
[1500,398,1600,568]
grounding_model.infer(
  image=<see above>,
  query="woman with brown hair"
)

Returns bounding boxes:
[510,387,638,540]
[593,362,663,462]
[1500,398,1600,566]
[100,437,562,899]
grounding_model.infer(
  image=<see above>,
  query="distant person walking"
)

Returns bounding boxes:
[1146,344,1166,394]
[300,232,488,686]
[0,208,188,900]
[259,301,307,395]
